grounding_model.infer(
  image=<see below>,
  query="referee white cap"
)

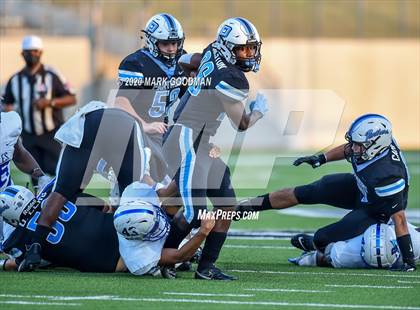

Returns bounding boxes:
[22,35,43,50]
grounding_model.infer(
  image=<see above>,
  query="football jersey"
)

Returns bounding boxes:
[117,48,187,124]
[2,181,120,272]
[0,111,22,191]
[352,140,409,219]
[173,42,250,136]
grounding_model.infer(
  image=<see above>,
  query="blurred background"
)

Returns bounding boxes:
[1,0,419,150]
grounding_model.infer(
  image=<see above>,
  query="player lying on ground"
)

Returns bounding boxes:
[16,102,151,272]
[289,222,419,269]
[0,110,50,244]
[0,181,214,275]
[235,114,416,272]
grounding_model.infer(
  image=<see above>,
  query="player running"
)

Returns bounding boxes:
[162,18,268,280]
[289,222,419,270]
[236,114,416,272]
[116,13,187,183]
[0,181,214,275]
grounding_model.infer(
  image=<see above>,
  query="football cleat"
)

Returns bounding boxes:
[160,266,177,279]
[288,251,317,267]
[17,243,42,272]
[233,199,255,221]
[195,264,237,281]
[291,234,315,252]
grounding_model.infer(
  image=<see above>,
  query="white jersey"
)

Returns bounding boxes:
[0,111,22,191]
[0,111,22,245]
[118,234,167,275]
[330,223,420,268]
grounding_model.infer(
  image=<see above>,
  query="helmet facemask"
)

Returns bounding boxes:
[143,31,184,67]
[233,42,262,72]
[345,131,384,164]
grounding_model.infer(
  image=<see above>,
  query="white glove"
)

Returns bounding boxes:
[250,93,268,116]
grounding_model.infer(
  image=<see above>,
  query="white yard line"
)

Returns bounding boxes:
[398,280,420,284]
[162,292,254,297]
[325,284,413,289]
[1,295,419,309]
[229,269,420,279]
[0,294,119,301]
[244,288,333,293]
[0,301,80,306]
[225,244,295,249]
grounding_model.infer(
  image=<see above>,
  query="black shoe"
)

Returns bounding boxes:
[160,266,177,279]
[18,243,42,272]
[195,264,237,280]
[176,262,192,272]
[291,234,315,252]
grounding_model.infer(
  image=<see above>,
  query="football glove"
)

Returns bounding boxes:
[249,93,268,116]
[293,154,327,168]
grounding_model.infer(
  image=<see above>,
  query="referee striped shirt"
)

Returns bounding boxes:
[2,64,74,135]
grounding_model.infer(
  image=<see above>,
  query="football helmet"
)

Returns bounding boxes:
[345,114,392,163]
[361,223,400,268]
[0,185,37,227]
[215,17,262,72]
[114,183,169,241]
[142,13,184,66]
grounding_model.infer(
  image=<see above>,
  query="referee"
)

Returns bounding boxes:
[2,35,76,188]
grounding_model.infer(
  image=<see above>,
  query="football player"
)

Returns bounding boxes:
[289,223,419,270]
[16,102,149,272]
[116,13,187,183]
[162,18,268,280]
[0,110,50,245]
[0,181,214,275]
[236,114,416,272]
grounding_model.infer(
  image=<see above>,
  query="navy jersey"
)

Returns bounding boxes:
[352,140,410,218]
[2,182,119,272]
[117,48,187,123]
[173,42,250,136]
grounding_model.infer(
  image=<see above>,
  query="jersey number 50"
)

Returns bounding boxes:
[26,202,77,245]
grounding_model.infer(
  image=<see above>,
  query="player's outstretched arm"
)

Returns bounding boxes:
[223,93,268,131]
[293,143,347,168]
[13,138,50,190]
[158,216,215,266]
[392,210,417,272]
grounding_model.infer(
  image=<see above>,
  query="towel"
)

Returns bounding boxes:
[54,101,107,148]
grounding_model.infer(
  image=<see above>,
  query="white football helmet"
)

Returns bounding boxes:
[114,183,169,241]
[0,185,36,227]
[345,114,392,163]
[215,17,262,72]
[361,223,400,268]
[143,13,184,65]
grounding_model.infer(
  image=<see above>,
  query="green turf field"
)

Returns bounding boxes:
[1,152,419,309]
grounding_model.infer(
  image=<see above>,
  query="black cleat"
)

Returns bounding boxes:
[291,234,315,252]
[18,243,42,272]
[195,264,237,281]
[160,266,177,279]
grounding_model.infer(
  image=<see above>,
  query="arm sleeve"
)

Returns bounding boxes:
[215,71,249,103]
[370,177,406,217]
[2,78,15,105]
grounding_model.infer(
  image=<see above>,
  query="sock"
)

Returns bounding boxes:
[397,234,415,266]
[248,194,272,211]
[198,231,227,271]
